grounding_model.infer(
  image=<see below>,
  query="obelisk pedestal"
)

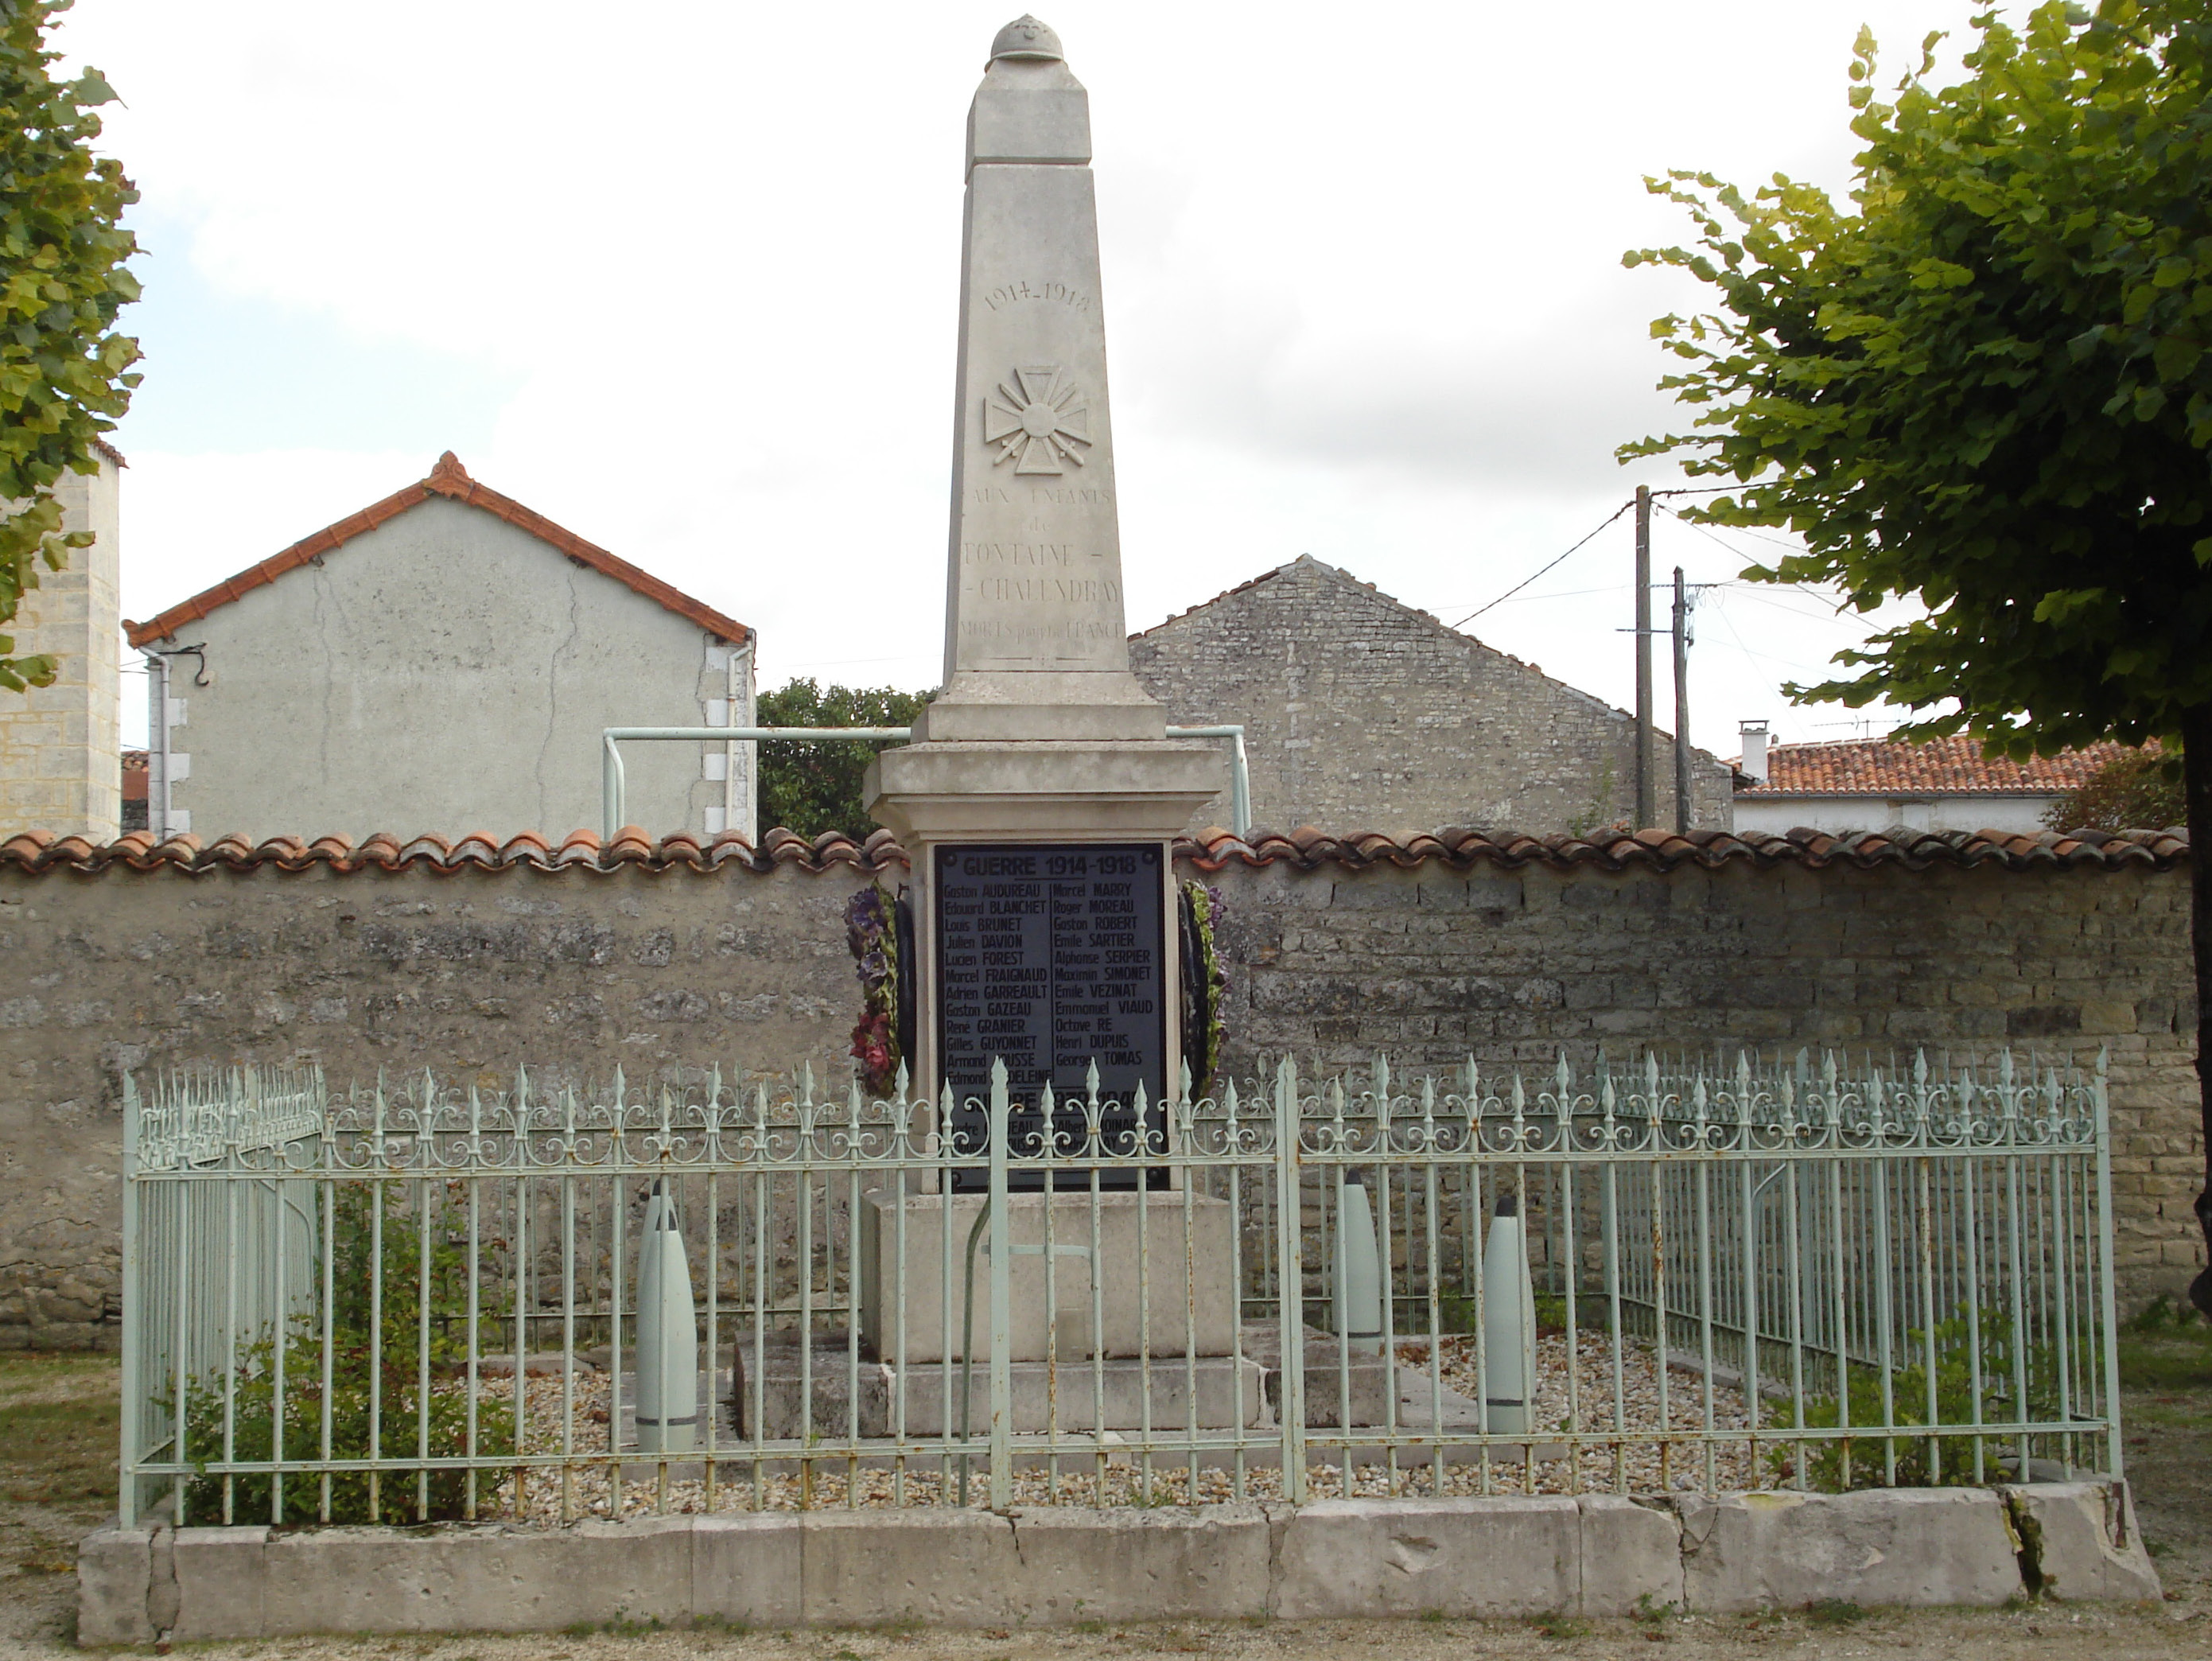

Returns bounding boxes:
[859,21,1234,1406]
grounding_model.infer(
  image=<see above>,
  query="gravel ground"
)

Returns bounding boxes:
[486,1335,1768,1524]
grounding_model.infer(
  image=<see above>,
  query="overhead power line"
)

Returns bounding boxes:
[1453,500,1635,628]
[1657,501,1809,558]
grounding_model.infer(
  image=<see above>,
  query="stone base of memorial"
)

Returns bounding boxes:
[857,1189,1236,1363]
[863,738,1227,1432]
[853,1187,1250,1433]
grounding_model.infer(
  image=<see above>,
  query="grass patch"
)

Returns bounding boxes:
[558,1610,666,1637]
[1803,1598,1868,1627]
[0,1352,120,1512]
[1526,1612,1586,1640]
[2117,1296,2212,1395]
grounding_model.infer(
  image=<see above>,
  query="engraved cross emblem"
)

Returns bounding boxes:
[983,365,1090,475]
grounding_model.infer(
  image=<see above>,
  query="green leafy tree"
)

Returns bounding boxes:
[1623,1,2212,1318]
[756,678,930,840]
[0,1,138,690]
[2043,745,2185,830]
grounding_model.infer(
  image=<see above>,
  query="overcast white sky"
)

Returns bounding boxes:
[56,1,1989,756]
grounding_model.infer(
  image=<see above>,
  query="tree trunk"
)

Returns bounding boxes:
[2185,708,2212,1321]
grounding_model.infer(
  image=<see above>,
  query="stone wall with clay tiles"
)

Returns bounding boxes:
[0,828,900,1352]
[1185,825,2202,1313]
[0,822,2198,1347]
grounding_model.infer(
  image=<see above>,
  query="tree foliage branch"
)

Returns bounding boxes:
[1623,0,2212,1317]
[0,0,139,692]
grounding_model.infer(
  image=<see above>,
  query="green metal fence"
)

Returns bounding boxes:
[118,1048,2119,1527]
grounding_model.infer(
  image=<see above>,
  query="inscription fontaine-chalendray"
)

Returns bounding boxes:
[983,364,1091,475]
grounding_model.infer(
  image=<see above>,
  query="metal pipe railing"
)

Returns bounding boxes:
[1163,725,1251,835]
[601,723,1254,842]
[601,728,908,844]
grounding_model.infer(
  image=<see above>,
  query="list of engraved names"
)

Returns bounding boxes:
[935,842,1165,1111]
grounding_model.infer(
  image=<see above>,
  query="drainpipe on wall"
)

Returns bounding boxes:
[142,650,169,842]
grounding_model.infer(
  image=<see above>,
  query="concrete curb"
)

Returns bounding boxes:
[76,1482,2161,1643]
[1671,1488,2022,1611]
[2000,1480,2164,1603]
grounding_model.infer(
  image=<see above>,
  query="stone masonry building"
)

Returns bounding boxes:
[1129,557,1734,837]
[125,453,759,846]
[0,442,123,842]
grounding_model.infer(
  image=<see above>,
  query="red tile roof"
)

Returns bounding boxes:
[124,453,750,649]
[0,823,2182,877]
[1740,735,2138,798]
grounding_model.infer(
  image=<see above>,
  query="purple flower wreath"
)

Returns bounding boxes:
[846,884,900,1095]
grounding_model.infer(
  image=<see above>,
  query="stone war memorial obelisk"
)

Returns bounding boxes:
[858,18,1243,1396]
[866,14,1222,1145]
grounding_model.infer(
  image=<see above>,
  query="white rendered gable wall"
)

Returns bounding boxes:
[1730,793,2061,837]
[145,496,740,843]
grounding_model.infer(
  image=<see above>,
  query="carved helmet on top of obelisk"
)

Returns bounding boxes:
[989,15,1064,63]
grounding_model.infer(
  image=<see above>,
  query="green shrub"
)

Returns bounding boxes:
[172,1181,517,1525]
[1779,1310,2058,1491]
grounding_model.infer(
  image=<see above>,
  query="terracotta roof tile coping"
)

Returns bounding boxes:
[1178,823,2187,873]
[124,452,750,649]
[0,823,2183,877]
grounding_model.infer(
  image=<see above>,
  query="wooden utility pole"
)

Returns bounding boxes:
[1672,566,1692,834]
[1634,486,1653,828]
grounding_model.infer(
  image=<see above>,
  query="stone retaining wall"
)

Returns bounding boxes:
[1,827,2201,1349]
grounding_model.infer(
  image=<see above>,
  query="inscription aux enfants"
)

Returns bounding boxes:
[961,487,1117,577]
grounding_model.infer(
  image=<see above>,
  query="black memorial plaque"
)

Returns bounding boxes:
[935,842,1166,1182]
